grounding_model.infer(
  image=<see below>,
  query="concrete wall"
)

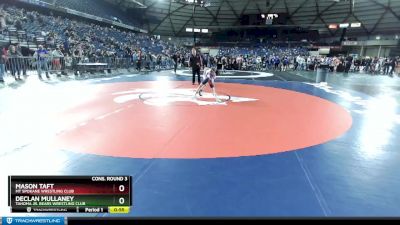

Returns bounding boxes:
[321,34,399,43]
[345,46,394,57]
[363,47,391,57]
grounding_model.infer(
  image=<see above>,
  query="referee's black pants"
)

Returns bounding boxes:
[192,66,201,84]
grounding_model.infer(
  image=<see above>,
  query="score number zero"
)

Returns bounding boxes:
[90,177,129,205]
[118,184,127,205]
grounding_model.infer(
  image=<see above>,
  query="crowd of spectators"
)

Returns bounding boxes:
[0,4,187,81]
[0,4,399,84]
[174,50,398,77]
[290,55,399,76]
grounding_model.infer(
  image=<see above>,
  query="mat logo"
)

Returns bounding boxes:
[175,70,273,78]
[112,88,258,106]
[6,218,13,224]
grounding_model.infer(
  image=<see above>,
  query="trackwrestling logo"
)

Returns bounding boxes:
[2,217,64,225]
[112,88,258,106]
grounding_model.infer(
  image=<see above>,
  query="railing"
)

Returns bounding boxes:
[0,56,176,79]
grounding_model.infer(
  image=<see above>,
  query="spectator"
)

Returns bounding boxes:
[383,58,390,75]
[389,57,397,76]
[15,43,27,76]
[136,50,142,72]
[64,53,72,68]
[345,55,353,73]
[0,10,6,31]
[33,45,50,79]
[52,47,64,76]
[72,47,82,76]
[8,45,23,81]
[0,46,7,84]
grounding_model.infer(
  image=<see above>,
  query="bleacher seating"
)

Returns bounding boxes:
[47,0,140,27]
[1,4,180,57]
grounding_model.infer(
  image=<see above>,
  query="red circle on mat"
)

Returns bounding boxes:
[53,81,352,159]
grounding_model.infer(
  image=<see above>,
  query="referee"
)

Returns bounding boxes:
[189,48,202,85]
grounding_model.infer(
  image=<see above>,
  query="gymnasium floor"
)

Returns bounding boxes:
[0,69,400,217]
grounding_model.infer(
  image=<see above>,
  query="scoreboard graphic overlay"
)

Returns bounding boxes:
[8,176,132,214]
